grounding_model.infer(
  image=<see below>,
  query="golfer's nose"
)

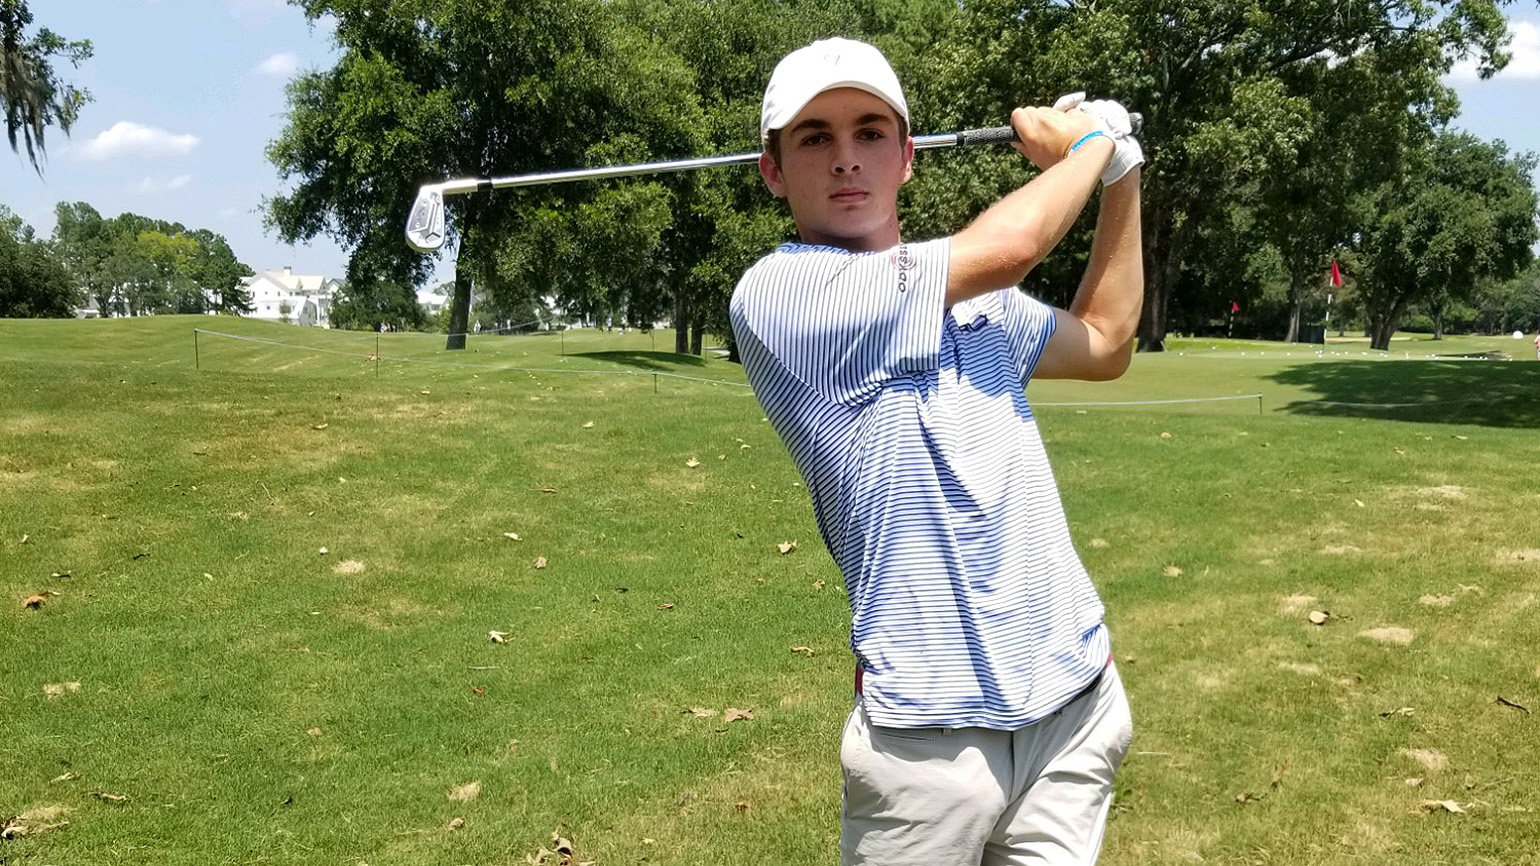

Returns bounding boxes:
[832,141,860,175]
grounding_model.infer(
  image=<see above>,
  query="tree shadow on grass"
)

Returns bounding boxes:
[1267,360,1540,428]
[572,350,708,371]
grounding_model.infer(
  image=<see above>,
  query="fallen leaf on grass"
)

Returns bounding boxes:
[1159,431,1172,440]
[1378,707,1416,718]
[449,817,465,830]
[1420,799,1465,814]
[724,708,754,723]
[89,792,129,804]
[687,707,714,718]
[306,727,323,737]
[1234,792,1263,804]
[503,532,522,541]
[657,603,675,610]
[1161,565,1182,577]
[1089,538,1110,549]
[312,423,329,430]
[533,557,547,569]
[43,682,81,698]
[489,630,509,644]
[1495,696,1530,714]
[1309,610,1331,625]
[20,533,28,544]
[1354,499,1365,508]
[1,805,70,839]
[50,772,79,783]
[535,486,557,493]
[23,593,52,609]
[812,579,826,590]
[582,421,594,429]
[449,781,481,802]
[790,646,815,657]
[777,541,797,555]
[735,800,751,813]
[317,547,329,555]
[685,457,701,468]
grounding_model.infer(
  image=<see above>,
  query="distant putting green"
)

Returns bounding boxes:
[2,316,1537,865]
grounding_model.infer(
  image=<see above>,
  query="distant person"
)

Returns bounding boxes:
[1534,330,1539,360]
[731,38,1142,866]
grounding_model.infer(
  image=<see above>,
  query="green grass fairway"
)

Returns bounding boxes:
[3,316,1538,865]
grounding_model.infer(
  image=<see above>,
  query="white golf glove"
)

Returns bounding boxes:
[1053,92,1144,185]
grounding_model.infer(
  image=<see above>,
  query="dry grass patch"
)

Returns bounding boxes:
[338,595,435,630]
[1399,748,1448,773]
[332,559,366,575]
[1278,661,1322,676]
[1321,544,1363,555]
[1497,549,1540,564]
[1280,594,1318,614]
[1359,626,1415,645]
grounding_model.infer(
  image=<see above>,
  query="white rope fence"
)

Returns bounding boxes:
[192,329,1335,414]
[192,328,753,389]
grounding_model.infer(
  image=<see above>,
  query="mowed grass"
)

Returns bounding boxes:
[2,316,1538,865]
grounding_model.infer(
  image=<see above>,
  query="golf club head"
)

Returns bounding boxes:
[405,186,446,252]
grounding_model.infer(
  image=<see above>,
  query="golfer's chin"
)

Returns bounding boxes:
[797,208,899,253]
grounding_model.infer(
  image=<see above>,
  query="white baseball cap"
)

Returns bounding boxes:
[760,37,909,143]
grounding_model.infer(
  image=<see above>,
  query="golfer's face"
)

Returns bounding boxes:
[761,87,913,253]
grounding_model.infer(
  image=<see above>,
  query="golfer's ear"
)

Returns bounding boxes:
[900,136,915,184]
[759,151,787,198]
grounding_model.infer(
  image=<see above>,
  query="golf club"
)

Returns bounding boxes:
[405,113,1143,252]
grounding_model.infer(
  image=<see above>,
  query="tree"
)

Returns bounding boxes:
[269,0,704,351]
[53,203,254,316]
[1,0,92,173]
[925,0,1514,351]
[329,279,428,332]
[1354,132,1537,350]
[0,204,77,316]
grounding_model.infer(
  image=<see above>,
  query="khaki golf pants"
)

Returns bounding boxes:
[840,662,1133,866]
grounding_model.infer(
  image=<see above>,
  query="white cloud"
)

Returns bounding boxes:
[138,174,193,194]
[216,206,242,220]
[77,121,199,161]
[1449,20,1540,81]
[256,51,300,77]
[229,0,286,28]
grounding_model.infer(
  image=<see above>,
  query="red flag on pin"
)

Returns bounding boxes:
[1330,260,1343,287]
[1231,301,1240,314]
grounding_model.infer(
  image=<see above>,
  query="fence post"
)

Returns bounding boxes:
[194,329,200,370]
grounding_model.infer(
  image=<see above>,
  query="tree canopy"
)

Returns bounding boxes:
[0,0,92,173]
[266,0,1538,351]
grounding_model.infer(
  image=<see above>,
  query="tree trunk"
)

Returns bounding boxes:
[1432,309,1444,340]
[1285,267,1308,343]
[1368,299,1407,351]
[674,292,689,354]
[446,269,472,350]
[1136,207,1188,353]
[690,317,703,355]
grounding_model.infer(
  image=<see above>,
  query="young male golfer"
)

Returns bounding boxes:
[730,38,1144,865]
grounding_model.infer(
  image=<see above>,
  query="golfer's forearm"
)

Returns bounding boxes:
[1069,170,1143,362]
[946,137,1113,307]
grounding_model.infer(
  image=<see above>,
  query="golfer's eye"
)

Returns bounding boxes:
[799,133,829,147]
[858,128,885,141]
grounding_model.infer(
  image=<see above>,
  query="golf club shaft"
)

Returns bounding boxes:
[433,125,1027,197]
[405,114,1141,251]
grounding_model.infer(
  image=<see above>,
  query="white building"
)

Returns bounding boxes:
[242,266,341,327]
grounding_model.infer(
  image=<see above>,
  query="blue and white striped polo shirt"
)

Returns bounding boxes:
[730,238,1110,730]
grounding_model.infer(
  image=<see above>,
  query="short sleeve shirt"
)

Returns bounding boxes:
[730,239,1110,730]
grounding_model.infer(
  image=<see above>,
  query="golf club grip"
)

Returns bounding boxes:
[955,112,1144,149]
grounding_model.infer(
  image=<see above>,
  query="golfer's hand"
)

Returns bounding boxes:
[1010,105,1105,172]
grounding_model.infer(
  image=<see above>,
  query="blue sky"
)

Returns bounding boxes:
[3,1,1537,286]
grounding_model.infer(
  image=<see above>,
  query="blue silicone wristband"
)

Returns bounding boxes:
[1069,130,1108,152]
